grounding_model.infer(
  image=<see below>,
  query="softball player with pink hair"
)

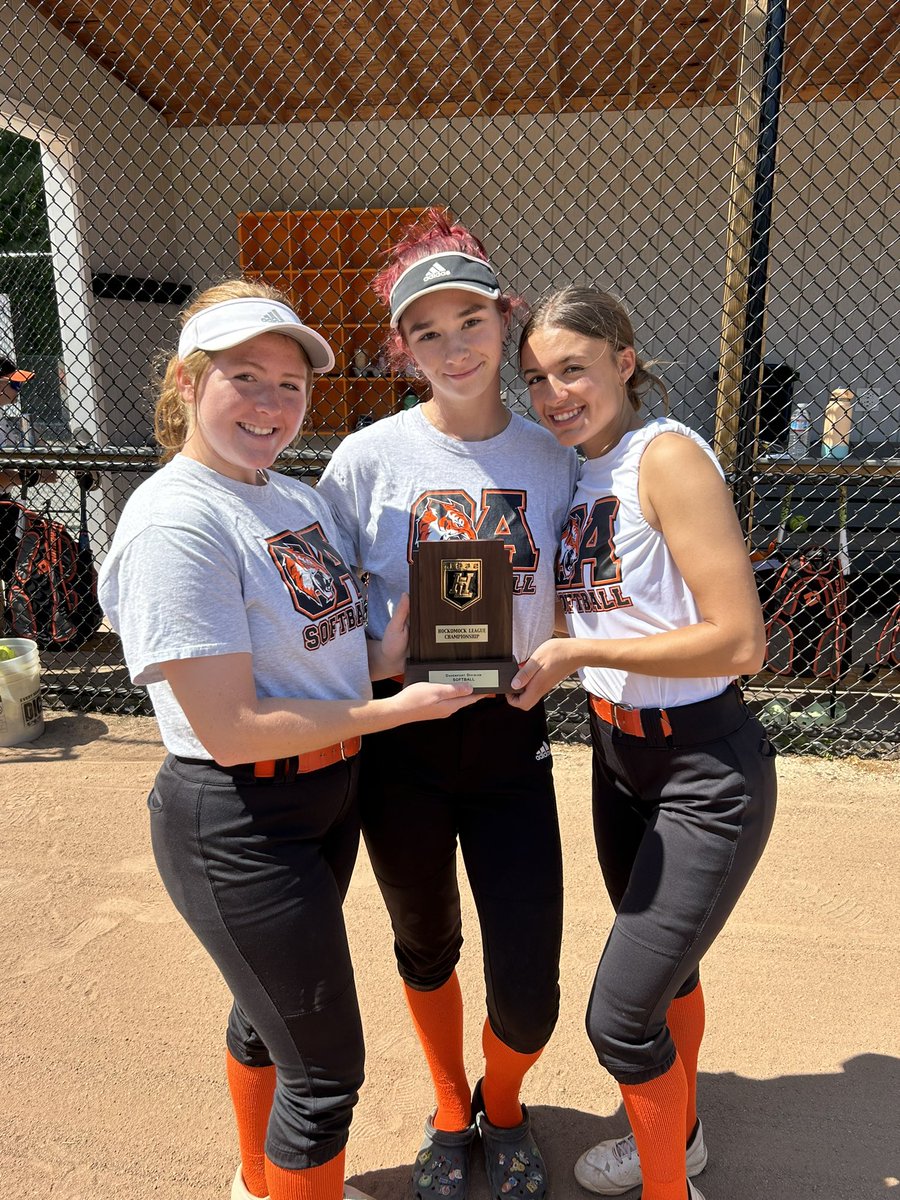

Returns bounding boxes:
[317,210,578,1200]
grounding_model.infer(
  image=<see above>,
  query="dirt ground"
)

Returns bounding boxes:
[2,712,898,1200]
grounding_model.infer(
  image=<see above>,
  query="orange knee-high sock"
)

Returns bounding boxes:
[403,975,471,1131]
[265,1149,345,1200]
[480,1020,544,1128]
[226,1050,277,1198]
[666,982,706,1142]
[619,1055,689,1200]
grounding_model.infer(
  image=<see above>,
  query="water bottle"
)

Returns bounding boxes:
[787,401,812,459]
[821,388,854,459]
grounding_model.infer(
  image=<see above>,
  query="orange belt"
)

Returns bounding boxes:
[253,737,362,778]
[589,694,673,740]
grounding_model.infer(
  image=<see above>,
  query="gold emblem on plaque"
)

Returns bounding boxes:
[441,558,483,611]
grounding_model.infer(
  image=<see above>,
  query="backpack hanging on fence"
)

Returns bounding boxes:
[1,477,103,650]
[760,545,849,680]
[874,599,900,670]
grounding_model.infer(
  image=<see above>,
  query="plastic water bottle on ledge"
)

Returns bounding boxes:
[787,401,812,459]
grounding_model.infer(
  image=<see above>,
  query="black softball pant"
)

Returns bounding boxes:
[148,754,365,1169]
[585,686,778,1083]
[360,684,564,1055]
[1,495,19,585]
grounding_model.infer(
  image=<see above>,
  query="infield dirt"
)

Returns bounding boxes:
[2,713,898,1199]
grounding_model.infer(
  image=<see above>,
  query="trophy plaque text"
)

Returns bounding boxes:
[406,539,518,694]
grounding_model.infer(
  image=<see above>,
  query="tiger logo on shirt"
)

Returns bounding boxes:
[558,510,584,584]
[417,498,479,542]
[281,550,336,606]
[266,525,366,646]
[556,498,633,615]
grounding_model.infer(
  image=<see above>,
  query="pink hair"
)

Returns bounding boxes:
[372,208,520,372]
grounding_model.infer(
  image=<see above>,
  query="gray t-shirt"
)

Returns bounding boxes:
[98,455,372,757]
[317,405,578,662]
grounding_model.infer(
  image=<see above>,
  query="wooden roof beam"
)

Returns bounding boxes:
[446,0,488,107]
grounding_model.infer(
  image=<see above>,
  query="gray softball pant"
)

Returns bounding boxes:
[586,685,778,1084]
[148,753,365,1169]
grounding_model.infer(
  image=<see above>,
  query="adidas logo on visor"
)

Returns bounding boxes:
[260,308,284,323]
[422,262,453,282]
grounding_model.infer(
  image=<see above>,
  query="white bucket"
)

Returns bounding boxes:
[0,638,45,747]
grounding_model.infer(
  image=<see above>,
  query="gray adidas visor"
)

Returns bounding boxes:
[389,252,502,328]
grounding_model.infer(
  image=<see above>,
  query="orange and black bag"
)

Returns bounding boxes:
[874,599,900,670]
[761,546,849,680]
[1,478,102,649]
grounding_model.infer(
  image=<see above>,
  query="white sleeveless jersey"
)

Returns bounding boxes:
[559,417,735,709]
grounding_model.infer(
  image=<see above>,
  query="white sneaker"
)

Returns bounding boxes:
[687,1181,706,1200]
[232,1166,268,1200]
[231,1164,374,1200]
[573,1119,708,1195]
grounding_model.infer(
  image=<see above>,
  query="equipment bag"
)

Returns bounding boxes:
[1,481,103,650]
[761,545,849,680]
[875,599,900,670]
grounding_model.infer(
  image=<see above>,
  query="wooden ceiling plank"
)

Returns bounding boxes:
[22,0,900,126]
[630,7,646,100]
[26,0,164,109]
[544,33,562,115]
[83,0,257,112]
[700,9,739,102]
[863,20,900,81]
[785,79,900,105]
[150,10,296,123]
[218,0,306,58]
[787,1,897,76]
[29,0,217,120]
[173,0,303,115]
[271,0,385,115]
[371,3,433,119]
[445,0,488,106]
[505,4,562,114]
[131,0,266,108]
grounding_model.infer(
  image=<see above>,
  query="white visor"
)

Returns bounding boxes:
[178,298,335,373]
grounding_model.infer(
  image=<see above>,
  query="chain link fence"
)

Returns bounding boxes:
[1,0,898,753]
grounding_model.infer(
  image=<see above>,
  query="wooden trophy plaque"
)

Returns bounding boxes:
[405,539,518,694]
